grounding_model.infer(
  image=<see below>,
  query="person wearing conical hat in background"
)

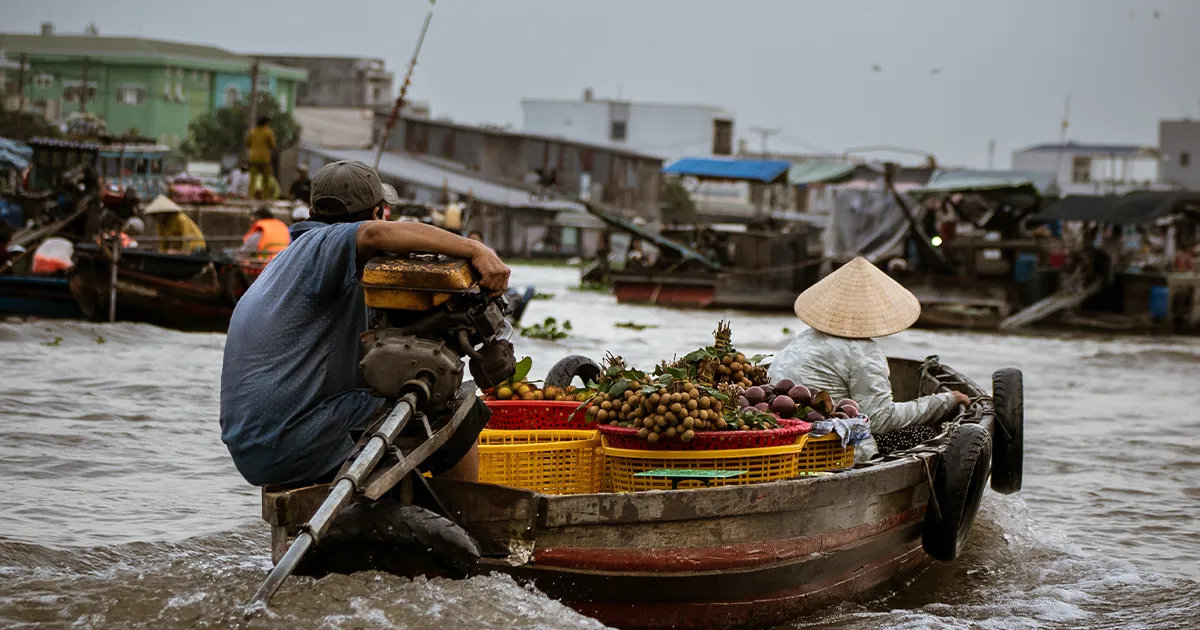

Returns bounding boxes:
[143,195,207,254]
[767,257,971,459]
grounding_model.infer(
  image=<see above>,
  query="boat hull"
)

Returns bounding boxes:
[0,275,85,319]
[261,359,990,630]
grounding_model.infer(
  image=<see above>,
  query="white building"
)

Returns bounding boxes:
[1010,142,1162,196]
[1159,119,1200,191]
[522,90,734,163]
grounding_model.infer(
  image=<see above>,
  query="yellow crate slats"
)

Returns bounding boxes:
[476,430,853,495]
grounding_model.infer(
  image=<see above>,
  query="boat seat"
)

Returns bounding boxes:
[631,468,747,490]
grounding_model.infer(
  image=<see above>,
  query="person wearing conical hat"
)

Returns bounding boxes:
[143,194,206,254]
[768,257,970,450]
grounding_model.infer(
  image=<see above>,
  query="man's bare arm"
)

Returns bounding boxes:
[356,221,510,292]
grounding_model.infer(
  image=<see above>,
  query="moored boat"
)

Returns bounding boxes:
[262,356,1022,630]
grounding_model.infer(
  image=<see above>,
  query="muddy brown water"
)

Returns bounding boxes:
[2,265,1198,629]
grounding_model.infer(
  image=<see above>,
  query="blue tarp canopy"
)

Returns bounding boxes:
[662,158,791,183]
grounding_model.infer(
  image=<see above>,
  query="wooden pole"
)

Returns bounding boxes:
[107,234,120,323]
[374,2,435,169]
[246,58,260,141]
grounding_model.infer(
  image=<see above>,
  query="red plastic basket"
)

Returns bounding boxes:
[485,400,595,430]
[597,418,810,451]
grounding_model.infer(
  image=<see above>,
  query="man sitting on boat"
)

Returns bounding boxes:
[143,195,207,254]
[238,207,291,276]
[219,160,510,488]
[768,257,970,458]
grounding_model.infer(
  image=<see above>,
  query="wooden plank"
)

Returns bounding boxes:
[533,485,924,554]
[532,502,926,573]
[427,479,542,543]
[540,457,928,528]
[262,483,331,527]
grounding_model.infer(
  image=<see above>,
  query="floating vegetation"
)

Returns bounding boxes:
[615,322,657,331]
[520,317,572,341]
[42,336,63,347]
[532,292,555,301]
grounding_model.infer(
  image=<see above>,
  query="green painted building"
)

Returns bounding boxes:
[0,29,306,149]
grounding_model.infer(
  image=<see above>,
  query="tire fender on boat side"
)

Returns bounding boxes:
[296,502,480,579]
[545,355,603,389]
[989,367,1024,495]
[922,422,992,562]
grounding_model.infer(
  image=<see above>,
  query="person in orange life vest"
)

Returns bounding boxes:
[240,207,291,274]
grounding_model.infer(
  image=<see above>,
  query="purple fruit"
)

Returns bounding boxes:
[774,379,795,395]
[754,402,771,412]
[737,396,750,409]
[744,386,767,405]
[835,398,857,411]
[788,385,811,405]
[831,411,849,419]
[804,410,824,423]
[838,403,860,417]
[770,395,797,418]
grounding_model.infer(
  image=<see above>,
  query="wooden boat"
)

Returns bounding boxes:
[263,357,1020,630]
[0,275,85,318]
[67,243,249,332]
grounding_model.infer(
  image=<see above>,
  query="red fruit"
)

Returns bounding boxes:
[838,403,860,417]
[805,410,825,423]
[744,386,767,405]
[774,379,795,395]
[788,385,811,405]
[754,402,771,412]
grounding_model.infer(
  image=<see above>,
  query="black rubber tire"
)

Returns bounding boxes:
[296,502,479,579]
[990,367,1024,494]
[545,355,602,389]
[922,422,992,562]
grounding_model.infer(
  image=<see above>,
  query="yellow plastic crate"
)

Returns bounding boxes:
[602,438,805,492]
[478,429,602,495]
[795,433,855,473]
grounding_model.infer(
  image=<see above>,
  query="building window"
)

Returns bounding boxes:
[192,70,200,82]
[610,120,627,142]
[278,91,288,111]
[256,75,270,91]
[34,73,54,89]
[372,86,383,104]
[116,86,146,106]
[1181,152,1191,167]
[173,84,185,102]
[712,119,733,155]
[1071,156,1092,184]
[224,85,240,108]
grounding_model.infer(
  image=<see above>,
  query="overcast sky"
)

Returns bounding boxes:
[4,0,1198,168]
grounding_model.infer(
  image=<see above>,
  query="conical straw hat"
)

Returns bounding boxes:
[793,257,921,338]
[143,194,182,215]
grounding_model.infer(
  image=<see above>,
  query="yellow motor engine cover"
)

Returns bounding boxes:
[361,255,479,310]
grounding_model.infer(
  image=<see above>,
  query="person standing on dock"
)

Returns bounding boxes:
[768,257,970,458]
[289,165,311,205]
[246,116,276,200]
[143,195,207,254]
[219,160,510,488]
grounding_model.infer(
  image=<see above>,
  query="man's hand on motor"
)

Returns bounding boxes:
[470,242,510,294]
[951,391,971,406]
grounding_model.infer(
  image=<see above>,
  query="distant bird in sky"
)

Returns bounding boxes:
[1154,10,1161,19]
[872,64,882,73]
[930,68,943,75]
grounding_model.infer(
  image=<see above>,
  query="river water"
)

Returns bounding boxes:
[1,265,1198,629]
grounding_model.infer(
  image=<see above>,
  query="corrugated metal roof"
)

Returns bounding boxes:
[662,158,791,183]
[1017,143,1157,156]
[302,146,586,212]
[787,159,858,185]
[1037,191,1200,225]
[911,169,1060,197]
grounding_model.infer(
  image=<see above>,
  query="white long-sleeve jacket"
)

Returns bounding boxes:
[767,328,957,434]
